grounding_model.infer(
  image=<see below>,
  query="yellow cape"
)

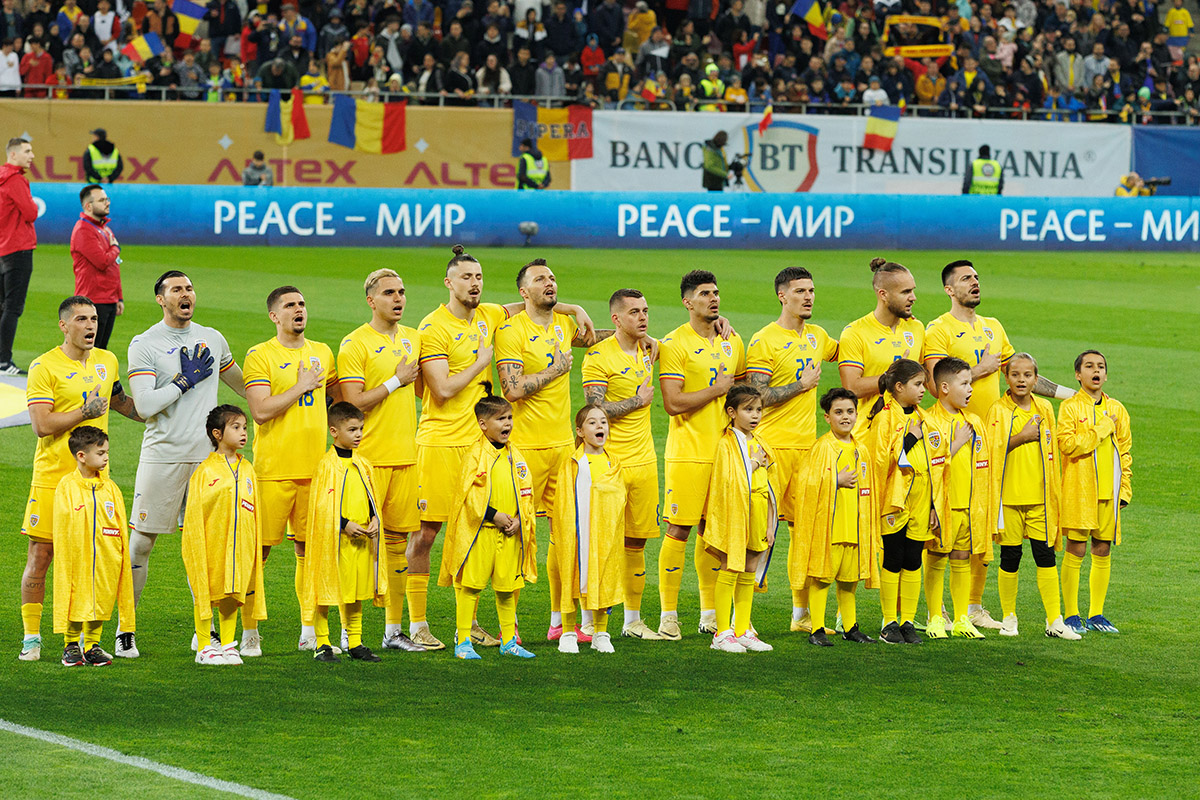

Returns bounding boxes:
[927,403,993,559]
[305,448,387,613]
[704,428,778,583]
[52,471,135,633]
[438,436,538,588]
[549,445,626,610]
[790,432,880,588]
[1056,391,1133,542]
[865,395,941,528]
[985,393,1062,549]
[181,453,267,622]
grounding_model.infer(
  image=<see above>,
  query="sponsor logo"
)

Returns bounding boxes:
[104,501,116,519]
[975,460,989,469]
[102,527,120,537]
[241,498,255,513]
[930,456,946,466]
[519,487,533,498]
[859,488,871,496]
[903,331,915,348]
[739,120,820,193]
[516,462,528,479]
[721,341,734,358]
[927,430,942,449]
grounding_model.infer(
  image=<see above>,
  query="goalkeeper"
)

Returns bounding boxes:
[120,270,246,658]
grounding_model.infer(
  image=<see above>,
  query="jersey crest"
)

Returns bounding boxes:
[477,319,488,337]
[401,338,414,357]
[553,325,565,344]
[104,500,116,519]
[903,331,915,348]
[720,341,734,358]
[94,363,108,381]
[28,514,39,527]
[516,461,528,480]
[807,333,818,349]
[927,429,941,449]
[983,327,994,341]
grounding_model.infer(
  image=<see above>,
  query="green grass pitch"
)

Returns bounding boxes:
[0,245,1197,799]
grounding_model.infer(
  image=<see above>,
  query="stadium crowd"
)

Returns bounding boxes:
[0,0,1198,120]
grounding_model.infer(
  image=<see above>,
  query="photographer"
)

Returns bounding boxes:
[1115,171,1168,196]
[702,130,731,192]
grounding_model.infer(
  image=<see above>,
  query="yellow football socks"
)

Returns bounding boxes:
[714,569,737,633]
[314,605,331,648]
[836,582,857,630]
[623,546,646,613]
[949,558,971,620]
[547,538,562,614]
[969,553,987,606]
[193,604,210,647]
[295,554,311,626]
[241,586,258,633]
[385,538,408,626]
[407,573,430,626]
[998,569,1019,619]
[562,607,578,632]
[21,602,41,638]
[695,537,720,612]
[83,620,103,649]
[791,584,808,611]
[733,572,755,637]
[213,597,236,647]
[594,609,609,634]
[1062,551,1083,619]
[1037,566,1061,623]
[65,620,82,648]
[923,552,947,620]
[338,601,363,649]
[879,570,900,625]
[658,536,687,614]
[496,591,516,643]
[455,586,478,646]
[809,581,830,633]
[899,569,921,625]
[1088,554,1111,618]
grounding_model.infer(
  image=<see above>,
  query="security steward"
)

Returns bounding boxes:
[83,128,123,184]
[962,144,1003,195]
[516,137,551,190]
[699,63,726,111]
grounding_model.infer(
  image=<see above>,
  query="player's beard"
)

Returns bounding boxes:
[459,291,481,309]
[535,293,558,311]
[960,292,981,309]
[886,298,912,319]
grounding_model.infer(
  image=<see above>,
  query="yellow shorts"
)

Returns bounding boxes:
[523,444,573,517]
[374,465,419,533]
[336,534,377,604]
[829,543,863,583]
[772,447,810,522]
[258,479,311,546]
[883,510,930,541]
[664,460,713,527]
[416,444,470,523]
[621,460,661,539]
[457,524,525,593]
[1065,500,1117,543]
[20,485,55,543]
[1000,504,1048,546]
[929,509,972,554]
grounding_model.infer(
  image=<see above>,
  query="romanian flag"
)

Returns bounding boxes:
[511,100,593,162]
[264,88,311,145]
[641,78,660,102]
[121,32,165,63]
[788,0,827,40]
[862,105,901,151]
[328,95,407,154]
[757,104,774,136]
[171,0,206,44]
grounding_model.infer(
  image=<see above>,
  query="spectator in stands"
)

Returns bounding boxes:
[536,50,566,100]
[0,38,18,96]
[1055,35,1087,92]
[476,23,508,67]
[716,0,751,50]
[545,2,580,59]
[440,19,470,65]
[591,0,625,52]
[318,9,347,57]
[515,9,547,61]
[279,33,311,75]
[444,50,476,105]
[95,47,121,80]
[173,50,205,100]
[1166,0,1194,64]
[599,47,632,106]
[20,36,52,96]
[482,1,515,37]
[673,72,696,109]
[862,73,889,105]
[243,150,273,186]
[326,38,351,93]
[256,57,298,90]
[299,59,328,103]
[247,12,281,69]
[475,52,511,103]
[376,16,403,75]
[638,26,671,77]
[0,0,23,42]
[205,0,240,58]
[280,3,316,53]
[414,51,444,100]
[448,1,479,45]
[580,32,605,81]
[403,0,434,31]
[510,44,537,95]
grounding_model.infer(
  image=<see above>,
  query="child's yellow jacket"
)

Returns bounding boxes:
[790,432,880,588]
[549,446,626,610]
[438,436,538,588]
[52,471,134,633]
[704,428,778,583]
[182,453,267,622]
[985,393,1061,548]
[927,402,993,559]
[866,394,940,532]
[1057,390,1133,542]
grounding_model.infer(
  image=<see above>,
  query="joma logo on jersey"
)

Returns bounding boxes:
[280,362,292,369]
[374,346,386,353]
[66,372,78,379]
[874,338,886,345]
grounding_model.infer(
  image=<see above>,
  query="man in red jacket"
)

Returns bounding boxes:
[18,38,52,98]
[70,184,123,350]
[0,136,37,375]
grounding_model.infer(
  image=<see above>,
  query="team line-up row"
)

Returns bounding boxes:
[17,249,1132,666]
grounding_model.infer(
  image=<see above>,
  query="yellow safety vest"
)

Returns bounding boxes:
[519,152,548,188]
[87,143,120,179]
[699,77,726,110]
[968,158,1001,194]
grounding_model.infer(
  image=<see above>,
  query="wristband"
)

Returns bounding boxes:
[170,374,192,394]
[383,375,402,394]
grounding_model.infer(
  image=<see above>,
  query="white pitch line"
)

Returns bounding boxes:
[0,718,296,800]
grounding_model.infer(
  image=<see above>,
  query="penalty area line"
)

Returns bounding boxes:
[0,718,296,800]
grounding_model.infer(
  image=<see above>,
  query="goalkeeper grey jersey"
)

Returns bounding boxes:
[127,321,233,464]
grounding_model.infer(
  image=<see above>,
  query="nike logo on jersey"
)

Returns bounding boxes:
[66,372,77,378]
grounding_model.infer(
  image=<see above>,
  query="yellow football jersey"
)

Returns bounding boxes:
[746,321,838,449]
[946,409,973,510]
[243,337,337,481]
[494,311,579,450]
[838,311,925,434]
[831,439,858,545]
[26,346,120,489]
[416,302,509,447]
[659,323,746,463]
[337,323,421,468]
[1094,396,1116,501]
[1003,405,1044,506]
[489,446,519,521]
[923,311,1014,418]
[580,337,655,467]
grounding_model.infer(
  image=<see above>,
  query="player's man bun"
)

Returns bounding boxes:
[869,256,888,272]
[451,244,465,256]
[869,256,909,287]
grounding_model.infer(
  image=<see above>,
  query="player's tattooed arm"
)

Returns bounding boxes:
[498,353,571,401]
[573,328,614,347]
[584,383,647,420]
[110,382,143,423]
[747,361,821,407]
[1033,375,1075,400]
